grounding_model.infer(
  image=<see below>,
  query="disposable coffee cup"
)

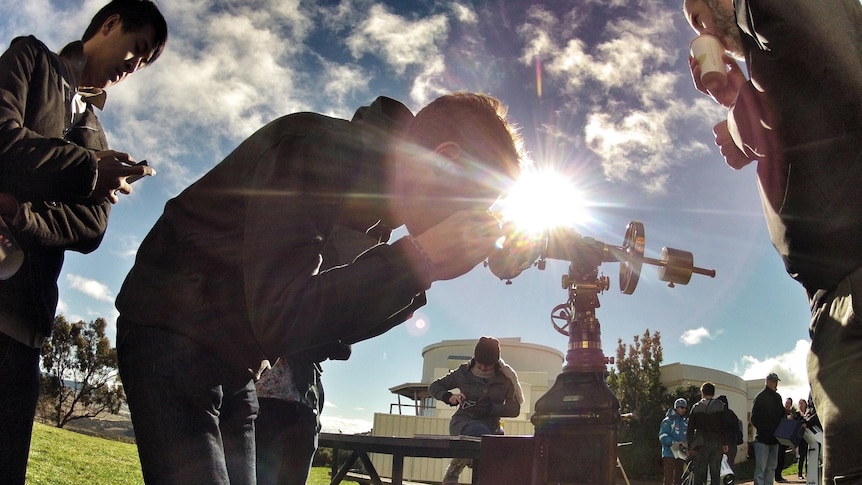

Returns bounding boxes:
[690,34,727,92]
[0,218,24,280]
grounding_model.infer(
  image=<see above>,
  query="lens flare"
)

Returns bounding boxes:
[495,169,588,235]
[405,313,429,337]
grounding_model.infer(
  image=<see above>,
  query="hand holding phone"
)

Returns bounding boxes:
[126,160,156,184]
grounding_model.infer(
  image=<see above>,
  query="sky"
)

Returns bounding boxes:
[0,0,814,434]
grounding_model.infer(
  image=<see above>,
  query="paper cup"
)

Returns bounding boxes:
[0,218,23,280]
[690,34,727,91]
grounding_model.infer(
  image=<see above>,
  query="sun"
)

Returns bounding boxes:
[493,169,589,235]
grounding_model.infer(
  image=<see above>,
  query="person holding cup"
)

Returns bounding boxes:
[682,0,862,482]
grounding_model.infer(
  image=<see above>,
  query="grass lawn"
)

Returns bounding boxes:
[36,423,810,484]
[28,422,143,485]
[28,422,360,484]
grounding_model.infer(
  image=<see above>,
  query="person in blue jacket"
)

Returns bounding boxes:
[659,398,689,485]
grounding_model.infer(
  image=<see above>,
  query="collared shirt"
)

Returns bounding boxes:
[71,88,106,125]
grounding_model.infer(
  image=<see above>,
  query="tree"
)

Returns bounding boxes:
[671,384,703,412]
[38,315,125,428]
[608,329,666,478]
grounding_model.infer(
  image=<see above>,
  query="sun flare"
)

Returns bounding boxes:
[493,169,589,235]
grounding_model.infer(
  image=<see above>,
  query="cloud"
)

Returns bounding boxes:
[451,3,478,24]
[97,0,320,193]
[65,274,114,303]
[516,4,724,194]
[680,326,716,345]
[112,234,143,259]
[321,415,372,435]
[737,340,811,401]
[345,4,449,75]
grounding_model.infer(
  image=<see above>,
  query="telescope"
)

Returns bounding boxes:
[486,220,715,292]
[482,221,715,485]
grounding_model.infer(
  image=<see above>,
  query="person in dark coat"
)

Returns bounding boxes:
[750,373,785,485]
[115,93,525,484]
[716,395,742,471]
[687,382,735,485]
[429,336,523,485]
[682,0,862,480]
[0,1,167,483]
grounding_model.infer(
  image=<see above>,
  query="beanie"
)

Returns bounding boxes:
[473,336,501,365]
[674,398,687,409]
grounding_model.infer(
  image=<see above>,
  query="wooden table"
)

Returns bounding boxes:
[318,433,482,485]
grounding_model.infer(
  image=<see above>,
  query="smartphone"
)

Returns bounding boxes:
[126,160,154,184]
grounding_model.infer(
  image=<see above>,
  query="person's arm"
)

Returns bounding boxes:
[0,37,97,200]
[241,120,495,357]
[0,194,108,252]
[722,410,737,448]
[686,413,696,444]
[490,380,521,418]
[659,419,674,446]
[429,369,462,405]
[0,38,149,204]
[750,396,764,431]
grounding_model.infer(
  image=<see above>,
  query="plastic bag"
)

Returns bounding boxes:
[720,453,734,485]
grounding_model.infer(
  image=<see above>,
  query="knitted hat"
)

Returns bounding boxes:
[473,336,501,365]
[674,398,687,409]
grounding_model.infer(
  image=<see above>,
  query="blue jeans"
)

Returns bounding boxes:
[0,332,40,485]
[754,441,778,485]
[461,420,494,437]
[255,400,318,485]
[117,323,259,484]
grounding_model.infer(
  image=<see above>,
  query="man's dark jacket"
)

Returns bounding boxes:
[116,96,427,374]
[0,36,110,347]
[687,397,735,451]
[734,0,862,297]
[751,386,784,445]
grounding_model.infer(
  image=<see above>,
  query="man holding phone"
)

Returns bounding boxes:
[0,1,167,482]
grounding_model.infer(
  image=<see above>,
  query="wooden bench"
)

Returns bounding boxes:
[319,433,481,485]
[343,471,427,485]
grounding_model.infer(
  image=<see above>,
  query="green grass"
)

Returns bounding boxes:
[28,422,143,484]
[28,422,359,484]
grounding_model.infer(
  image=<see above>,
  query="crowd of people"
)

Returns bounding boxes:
[661,375,820,485]
[3,0,862,483]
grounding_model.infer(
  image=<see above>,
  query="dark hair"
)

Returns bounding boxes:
[701,381,716,396]
[405,92,524,182]
[82,0,168,66]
